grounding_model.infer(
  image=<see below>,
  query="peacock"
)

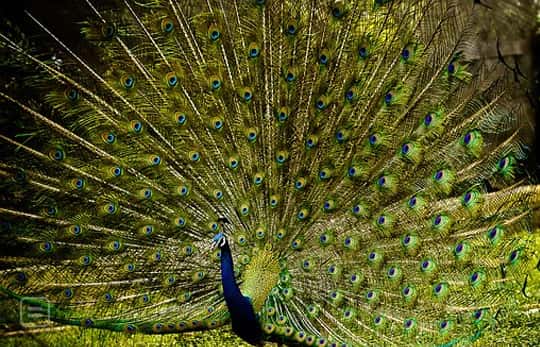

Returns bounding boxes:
[0,0,539,346]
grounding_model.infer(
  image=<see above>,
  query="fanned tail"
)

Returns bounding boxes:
[0,0,539,346]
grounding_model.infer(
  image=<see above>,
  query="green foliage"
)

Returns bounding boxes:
[1,327,252,347]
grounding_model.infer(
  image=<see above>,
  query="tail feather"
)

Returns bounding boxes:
[0,0,539,346]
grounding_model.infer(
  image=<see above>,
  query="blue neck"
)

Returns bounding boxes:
[220,242,244,305]
[219,242,262,345]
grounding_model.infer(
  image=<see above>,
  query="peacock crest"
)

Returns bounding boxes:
[0,0,539,346]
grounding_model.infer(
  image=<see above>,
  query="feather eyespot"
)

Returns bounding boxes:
[161,18,174,33]
[211,78,222,90]
[164,72,178,87]
[100,23,116,39]
[424,113,433,126]
[176,113,187,125]
[49,148,65,161]
[64,88,79,102]
[358,47,368,59]
[208,25,221,41]
[401,49,410,60]
[384,92,393,105]
[130,120,143,133]
[121,75,135,90]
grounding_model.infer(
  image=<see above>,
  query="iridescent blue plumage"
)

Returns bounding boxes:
[212,233,262,346]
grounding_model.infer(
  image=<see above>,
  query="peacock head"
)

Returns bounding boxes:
[212,217,231,249]
[211,232,228,249]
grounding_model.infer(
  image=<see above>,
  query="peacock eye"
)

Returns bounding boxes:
[464,131,472,145]
[332,7,343,18]
[212,79,222,90]
[401,143,410,154]
[366,291,374,299]
[424,113,433,126]
[384,92,393,105]
[75,178,85,189]
[41,241,52,252]
[161,18,174,33]
[51,148,65,161]
[113,167,123,177]
[177,113,187,125]
[508,250,519,263]
[473,309,483,320]
[65,88,79,101]
[131,120,143,133]
[106,203,117,214]
[16,272,27,282]
[286,72,295,82]
[287,25,296,35]
[122,76,135,89]
[401,48,410,60]
[101,23,116,39]
[210,30,221,41]
[358,47,367,58]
